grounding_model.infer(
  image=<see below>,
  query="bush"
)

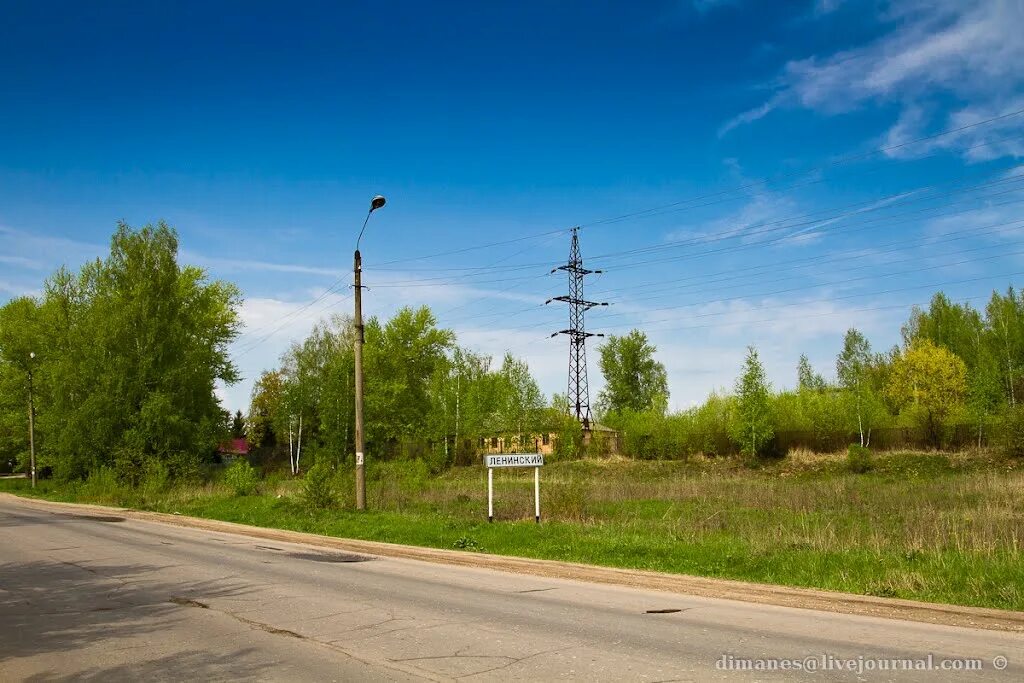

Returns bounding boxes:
[302,460,336,509]
[79,466,125,502]
[998,405,1024,458]
[139,459,170,499]
[225,458,260,496]
[546,475,590,521]
[846,444,873,473]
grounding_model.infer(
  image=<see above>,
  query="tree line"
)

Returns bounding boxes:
[598,291,1024,459]
[3,222,1023,484]
[245,307,571,473]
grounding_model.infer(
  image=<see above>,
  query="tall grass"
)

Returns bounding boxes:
[3,449,1021,609]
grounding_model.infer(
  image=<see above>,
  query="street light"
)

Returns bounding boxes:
[27,351,36,488]
[354,194,386,510]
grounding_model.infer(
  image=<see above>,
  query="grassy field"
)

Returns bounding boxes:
[3,450,1023,611]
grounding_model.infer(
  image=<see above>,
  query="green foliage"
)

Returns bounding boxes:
[886,339,968,446]
[730,346,774,459]
[453,536,485,551]
[846,444,873,474]
[797,354,826,392]
[836,328,889,446]
[302,460,337,509]
[225,458,260,496]
[997,405,1024,458]
[551,410,583,460]
[0,222,241,482]
[8,454,1024,612]
[496,353,545,441]
[246,370,285,448]
[140,459,171,498]
[230,410,245,438]
[78,466,125,502]
[596,330,669,415]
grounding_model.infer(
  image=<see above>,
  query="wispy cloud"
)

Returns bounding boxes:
[721,1,1024,161]
[0,225,105,265]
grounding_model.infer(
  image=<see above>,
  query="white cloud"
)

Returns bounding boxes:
[0,255,44,269]
[718,96,783,137]
[181,251,345,278]
[0,280,40,297]
[722,1,1024,161]
[0,225,105,266]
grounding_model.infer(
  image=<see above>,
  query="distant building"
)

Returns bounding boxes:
[477,423,619,456]
[218,437,250,463]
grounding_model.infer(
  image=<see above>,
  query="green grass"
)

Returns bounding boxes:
[3,450,1023,611]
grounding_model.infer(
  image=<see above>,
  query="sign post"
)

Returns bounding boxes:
[484,453,544,523]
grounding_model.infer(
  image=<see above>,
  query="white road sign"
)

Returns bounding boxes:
[485,454,544,468]
[484,453,544,523]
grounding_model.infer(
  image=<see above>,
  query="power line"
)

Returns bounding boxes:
[235,291,354,357]
[596,215,1024,306]
[348,107,1024,273]
[580,108,1024,228]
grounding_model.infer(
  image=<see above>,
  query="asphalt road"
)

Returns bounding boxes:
[1,497,1021,681]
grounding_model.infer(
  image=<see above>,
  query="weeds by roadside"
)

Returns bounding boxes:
[2,449,1021,611]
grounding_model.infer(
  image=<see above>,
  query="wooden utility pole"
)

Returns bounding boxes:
[354,247,366,510]
[353,194,385,511]
[27,352,36,488]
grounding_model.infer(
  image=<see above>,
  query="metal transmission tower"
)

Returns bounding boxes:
[547,227,607,430]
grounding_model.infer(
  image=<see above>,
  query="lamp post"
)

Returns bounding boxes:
[354,194,386,510]
[27,351,36,488]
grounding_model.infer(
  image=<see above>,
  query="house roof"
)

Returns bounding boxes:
[218,437,250,455]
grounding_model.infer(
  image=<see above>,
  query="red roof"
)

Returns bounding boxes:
[218,438,250,455]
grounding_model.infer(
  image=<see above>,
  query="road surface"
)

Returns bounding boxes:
[1,496,1021,681]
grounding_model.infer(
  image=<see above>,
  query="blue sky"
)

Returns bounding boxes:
[2,0,1023,412]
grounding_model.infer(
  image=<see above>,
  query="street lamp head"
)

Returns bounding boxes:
[357,195,387,252]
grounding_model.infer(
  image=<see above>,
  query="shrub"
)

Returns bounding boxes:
[998,405,1024,458]
[302,460,336,509]
[546,475,590,522]
[79,466,125,502]
[553,418,584,460]
[139,459,170,499]
[225,458,260,496]
[846,444,873,474]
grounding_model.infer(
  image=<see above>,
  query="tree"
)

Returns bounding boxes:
[837,328,877,447]
[0,297,45,470]
[967,347,1003,448]
[730,346,774,458]
[0,222,241,482]
[885,339,968,446]
[364,306,455,448]
[797,354,826,392]
[496,353,545,445]
[985,288,1024,406]
[596,330,669,415]
[231,410,245,438]
[246,370,285,448]
[902,293,983,367]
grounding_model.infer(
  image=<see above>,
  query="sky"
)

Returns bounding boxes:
[2,0,1024,413]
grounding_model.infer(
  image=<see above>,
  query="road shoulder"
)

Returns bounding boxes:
[3,491,1022,633]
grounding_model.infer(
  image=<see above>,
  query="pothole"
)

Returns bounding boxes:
[61,514,126,523]
[170,597,209,609]
[286,551,373,563]
[645,608,683,614]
